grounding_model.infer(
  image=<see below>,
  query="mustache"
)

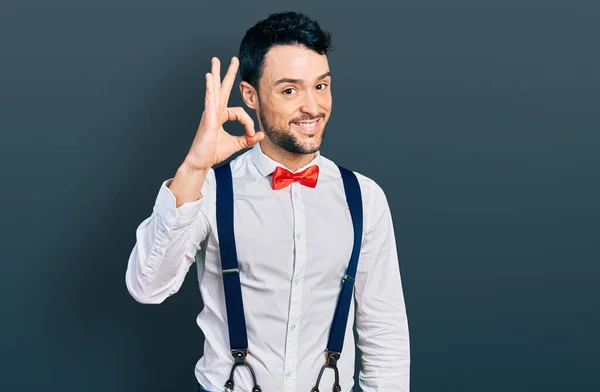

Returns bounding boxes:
[290,114,325,123]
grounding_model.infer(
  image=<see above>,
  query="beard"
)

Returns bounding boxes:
[258,105,327,155]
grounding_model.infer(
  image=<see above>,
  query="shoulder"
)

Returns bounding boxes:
[319,155,388,207]
[319,156,392,241]
[202,149,254,189]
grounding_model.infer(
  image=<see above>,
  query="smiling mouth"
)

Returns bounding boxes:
[293,119,319,127]
[291,118,322,134]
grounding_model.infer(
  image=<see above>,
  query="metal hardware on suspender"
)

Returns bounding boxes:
[223,349,262,392]
[310,350,342,392]
[342,274,354,284]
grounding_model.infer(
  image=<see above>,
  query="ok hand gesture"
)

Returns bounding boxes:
[185,57,264,171]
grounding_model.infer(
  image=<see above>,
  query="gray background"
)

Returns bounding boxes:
[1,0,599,391]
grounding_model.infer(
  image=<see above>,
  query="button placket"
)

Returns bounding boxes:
[283,182,306,391]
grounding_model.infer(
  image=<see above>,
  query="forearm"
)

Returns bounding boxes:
[356,297,410,391]
[169,160,210,207]
[125,178,210,304]
[356,253,410,392]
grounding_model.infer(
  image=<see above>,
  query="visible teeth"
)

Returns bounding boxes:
[295,120,318,127]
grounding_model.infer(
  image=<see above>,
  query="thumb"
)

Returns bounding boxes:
[238,131,264,149]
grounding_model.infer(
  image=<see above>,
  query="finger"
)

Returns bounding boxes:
[204,73,217,124]
[211,57,221,108]
[237,130,264,149]
[220,57,239,106]
[227,107,255,135]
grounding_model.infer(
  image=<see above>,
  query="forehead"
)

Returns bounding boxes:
[261,44,330,85]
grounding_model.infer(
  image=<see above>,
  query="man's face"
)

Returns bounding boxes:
[256,44,332,155]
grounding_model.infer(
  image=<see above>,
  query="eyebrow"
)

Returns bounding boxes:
[273,71,331,86]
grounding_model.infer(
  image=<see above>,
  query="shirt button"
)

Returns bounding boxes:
[286,371,292,378]
[291,324,296,330]
[293,191,298,198]
[296,233,301,239]
[294,279,299,285]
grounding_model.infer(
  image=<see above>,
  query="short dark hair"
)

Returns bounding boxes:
[238,11,334,91]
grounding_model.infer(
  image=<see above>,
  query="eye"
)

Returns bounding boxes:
[283,88,296,95]
[316,83,329,91]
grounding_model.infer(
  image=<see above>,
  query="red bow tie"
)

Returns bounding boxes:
[271,165,319,190]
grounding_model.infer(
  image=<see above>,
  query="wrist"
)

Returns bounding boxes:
[180,158,211,174]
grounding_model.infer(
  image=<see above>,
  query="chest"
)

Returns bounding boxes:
[208,181,355,291]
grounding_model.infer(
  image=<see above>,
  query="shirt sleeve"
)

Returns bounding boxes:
[354,179,411,391]
[125,171,213,304]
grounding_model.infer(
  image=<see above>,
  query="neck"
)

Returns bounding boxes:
[259,138,317,172]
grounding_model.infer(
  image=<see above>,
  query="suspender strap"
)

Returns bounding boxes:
[214,162,249,351]
[326,165,363,356]
[215,161,362,392]
[313,165,363,392]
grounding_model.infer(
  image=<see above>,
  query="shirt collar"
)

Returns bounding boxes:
[250,142,322,177]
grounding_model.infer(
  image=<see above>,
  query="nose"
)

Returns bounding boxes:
[300,91,320,117]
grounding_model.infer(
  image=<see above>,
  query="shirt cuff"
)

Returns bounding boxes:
[153,178,204,228]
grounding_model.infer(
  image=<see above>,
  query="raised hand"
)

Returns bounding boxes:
[184,57,264,171]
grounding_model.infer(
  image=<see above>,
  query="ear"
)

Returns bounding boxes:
[239,81,259,110]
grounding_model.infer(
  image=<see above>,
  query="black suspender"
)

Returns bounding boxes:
[215,162,261,392]
[214,162,363,392]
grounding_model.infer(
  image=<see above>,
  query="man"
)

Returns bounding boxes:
[125,11,410,392]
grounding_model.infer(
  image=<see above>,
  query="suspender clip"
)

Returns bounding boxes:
[325,350,341,367]
[231,349,247,364]
[225,349,262,392]
[311,350,342,392]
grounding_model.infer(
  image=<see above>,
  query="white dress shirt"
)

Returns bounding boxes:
[125,142,410,392]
